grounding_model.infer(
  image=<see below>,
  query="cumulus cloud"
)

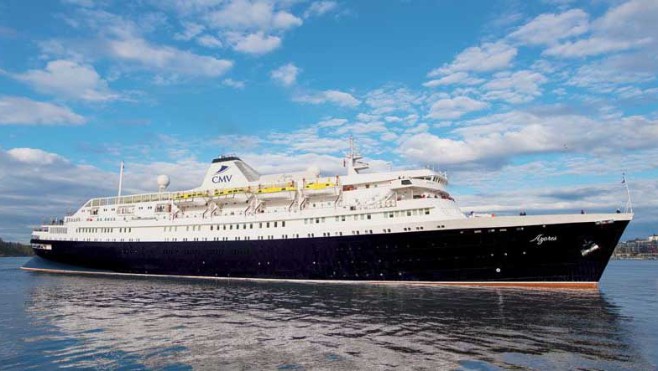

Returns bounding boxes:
[294,90,361,107]
[545,37,649,57]
[316,118,348,128]
[206,0,303,31]
[509,9,589,45]
[543,0,658,58]
[227,31,281,54]
[196,34,223,48]
[303,1,338,18]
[423,72,484,87]
[12,60,119,101]
[481,70,548,103]
[567,57,655,89]
[270,63,300,86]
[399,110,658,167]
[428,42,517,77]
[364,87,422,115]
[0,97,86,125]
[108,37,233,77]
[335,121,388,135]
[174,21,205,41]
[427,96,488,119]
[222,78,245,89]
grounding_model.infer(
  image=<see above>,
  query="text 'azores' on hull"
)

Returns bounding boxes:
[28,140,633,289]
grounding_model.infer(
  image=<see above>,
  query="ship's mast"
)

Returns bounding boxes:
[623,173,633,213]
[117,161,124,199]
[345,136,369,175]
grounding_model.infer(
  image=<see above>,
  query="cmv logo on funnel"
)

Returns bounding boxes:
[212,165,232,183]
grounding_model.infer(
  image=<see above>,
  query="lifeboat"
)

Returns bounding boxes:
[254,183,297,200]
[303,181,338,197]
[173,190,211,206]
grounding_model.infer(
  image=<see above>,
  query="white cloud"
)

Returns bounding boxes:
[222,78,245,89]
[567,58,654,89]
[544,0,658,58]
[423,72,484,87]
[316,118,348,128]
[268,128,350,154]
[400,110,658,167]
[427,96,488,119]
[482,70,548,103]
[335,121,388,135]
[594,0,658,42]
[270,63,300,86]
[509,9,589,45]
[294,90,361,108]
[228,31,281,54]
[196,34,223,48]
[174,22,205,41]
[364,87,423,115]
[13,60,119,101]
[544,37,650,58]
[108,37,233,77]
[7,148,66,164]
[303,1,338,18]
[0,96,86,125]
[206,0,302,31]
[428,42,517,77]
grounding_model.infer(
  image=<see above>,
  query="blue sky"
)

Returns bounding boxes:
[1,0,657,242]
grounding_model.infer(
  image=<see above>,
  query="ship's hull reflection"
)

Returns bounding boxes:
[22,259,647,370]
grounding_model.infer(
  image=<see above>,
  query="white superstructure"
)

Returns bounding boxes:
[32,143,471,244]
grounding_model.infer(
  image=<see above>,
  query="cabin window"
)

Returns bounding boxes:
[367,214,371,220]
[401,179,412,185]
[266,222,270,228]
[274,221,278,228]
[282,221,286,227]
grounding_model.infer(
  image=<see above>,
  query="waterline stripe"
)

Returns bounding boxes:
[21,266,598,290]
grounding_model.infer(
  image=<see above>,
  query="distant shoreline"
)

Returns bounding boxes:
[0,239,34,257]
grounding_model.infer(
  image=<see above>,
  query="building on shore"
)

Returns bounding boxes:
[613,235,658,259]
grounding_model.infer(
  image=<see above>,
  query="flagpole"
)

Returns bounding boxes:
[118,161,124,199]
[623,173,632,213]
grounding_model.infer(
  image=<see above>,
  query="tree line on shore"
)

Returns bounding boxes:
[0,239,34,257]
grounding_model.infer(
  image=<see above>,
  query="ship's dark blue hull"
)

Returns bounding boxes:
[31,219,629,284]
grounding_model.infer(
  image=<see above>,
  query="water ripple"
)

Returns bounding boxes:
[1,258,657,370]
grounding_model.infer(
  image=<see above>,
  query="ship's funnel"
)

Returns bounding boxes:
[198,156,260,190]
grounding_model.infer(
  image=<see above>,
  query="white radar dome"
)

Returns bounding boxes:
[307,165,320,178]
[157,174,170,191]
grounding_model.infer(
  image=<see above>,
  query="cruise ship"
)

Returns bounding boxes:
[28,142,632,289]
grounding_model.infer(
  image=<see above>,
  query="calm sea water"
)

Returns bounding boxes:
[1,258,657,370]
